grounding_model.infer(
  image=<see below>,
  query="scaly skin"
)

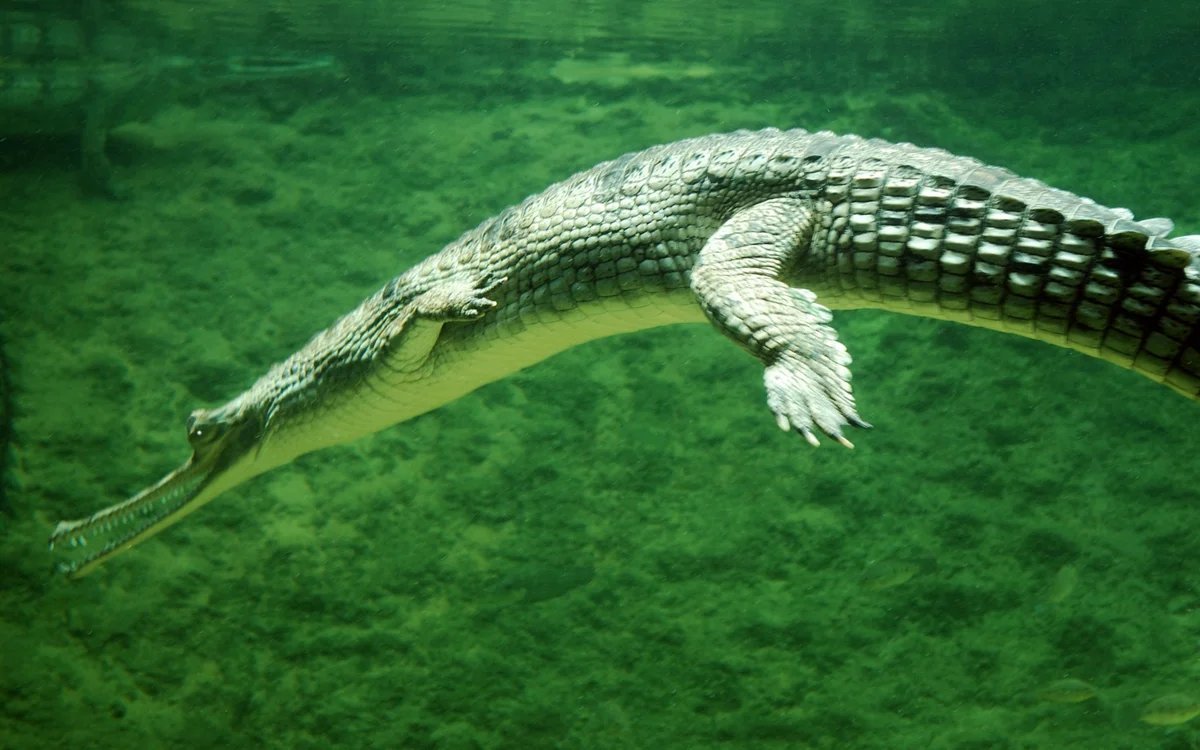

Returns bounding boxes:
[48,127,1200,577]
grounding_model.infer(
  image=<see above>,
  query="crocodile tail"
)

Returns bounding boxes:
[1087,226,1200,399]
[1171,239,1200,398]
[858,213,1200,401]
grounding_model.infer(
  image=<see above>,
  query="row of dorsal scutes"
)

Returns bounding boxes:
[628,128,1189,262]
[563,126,1199,307]
[591,129,786,198]
[593,128,831,200]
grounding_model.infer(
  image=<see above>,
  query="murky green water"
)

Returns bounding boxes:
[2,1,1199,747]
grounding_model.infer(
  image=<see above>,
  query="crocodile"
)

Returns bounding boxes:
[48,127,1200,577]
[0,7,335,196]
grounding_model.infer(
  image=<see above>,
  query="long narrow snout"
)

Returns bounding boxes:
[48,404,269,578]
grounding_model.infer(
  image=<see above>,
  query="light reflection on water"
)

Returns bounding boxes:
[120,0,1194,94]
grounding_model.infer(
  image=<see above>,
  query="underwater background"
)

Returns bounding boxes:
[2,0,1200,747]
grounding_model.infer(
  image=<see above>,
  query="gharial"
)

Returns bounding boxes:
[48,127,1200,577]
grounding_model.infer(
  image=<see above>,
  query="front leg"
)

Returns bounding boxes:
[690,196,869,447]
[381,274,506,374]
[412,276,506,321]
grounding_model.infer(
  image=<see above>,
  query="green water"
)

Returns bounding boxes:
[2,1,1199,747]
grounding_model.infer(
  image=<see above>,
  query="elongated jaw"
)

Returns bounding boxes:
[48,402,270,578]
[49,451,222,578]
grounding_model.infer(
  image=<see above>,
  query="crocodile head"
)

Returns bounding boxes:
[48,394,276,578]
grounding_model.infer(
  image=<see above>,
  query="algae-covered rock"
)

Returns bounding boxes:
[1036,677,1097,704]
[1140,693,1200,726]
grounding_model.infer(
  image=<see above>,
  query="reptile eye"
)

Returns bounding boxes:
[186,411,220,447]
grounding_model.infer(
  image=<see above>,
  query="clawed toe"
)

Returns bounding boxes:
[764,358,865,448]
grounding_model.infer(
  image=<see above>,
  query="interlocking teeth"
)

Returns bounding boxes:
[48,457,215,576]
